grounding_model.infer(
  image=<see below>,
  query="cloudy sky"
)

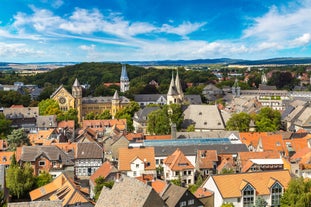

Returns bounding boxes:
[1,0,311,62]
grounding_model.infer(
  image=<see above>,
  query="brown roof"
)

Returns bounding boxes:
[90,161,118,185]
[196,150,218,169]
[76,142,103,159]
[125,133,144,141]
[238,151,280,168]
[210,170,291,198]
[151,179,167,194]
[239,132,268,148]
[144,135,172,140]
[82,119,127,131]
[118,147,156,171]
[57,120,75,129]
[30,173,92,206]
[163,148,194,171]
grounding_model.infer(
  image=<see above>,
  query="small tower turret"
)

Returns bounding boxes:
[111,90,121,118]
[72,78,83,124]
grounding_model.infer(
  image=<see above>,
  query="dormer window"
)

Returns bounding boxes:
[271,182,282,207]
[243,185,254,207]
[199,112,202,115]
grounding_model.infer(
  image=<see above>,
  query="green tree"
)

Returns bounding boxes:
[281,177,311,207]
[221,202,235,207]
[0,187,6,207]
[96,110,112,120]
[6,162,35,199]
[147,109,170,135]
[0,114,12,139]
[7,128,30,151]
[186,124,195,132]
[255,107,281,132]
[38,99,61,116]
[255,196,267,207]
[226,112,251,132]
[35,171,52,188]
[94,176,114,201]
[220,168,234,174]
[165,104,184,131]
[57,108,78,123]
[115,101,140,132]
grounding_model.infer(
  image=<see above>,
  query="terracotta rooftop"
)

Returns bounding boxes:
[118,147,156,171]
[196,150,218,169]
[210,170,291,198]
[238,151,280,168]
[90,161,118,185]
[194,187,214,198]
[163,148,194,171]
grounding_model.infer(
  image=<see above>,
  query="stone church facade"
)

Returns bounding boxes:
[50,65,130,124]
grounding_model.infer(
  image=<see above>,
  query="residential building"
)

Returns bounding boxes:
[163,148,195,186]
[202,170,291,207]
[19,145,74,177]
[196,150,218,177]
[95,175,166,207]
[133,106,160,133]
[161,183,204,207]
[74,143,103,178]
[29,173,93,207]
[118,146,156,178]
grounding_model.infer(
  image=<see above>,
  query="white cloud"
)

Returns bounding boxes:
[0,42,44,58]
[52,0,63,8]
[290,33,311,46]
[79,44,96,51]
[160,21,206,37]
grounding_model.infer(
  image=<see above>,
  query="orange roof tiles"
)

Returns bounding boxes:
[163,148,194,171]
[239,132,268,148]
[30,173,91,206]
[197,150,218,169]
[194,187,213,198]
[238,151,280,168]
[118,147,156,171]
[144,135,172,140]
[51,142,77,153]
[28,129,56,146]
[90,161,117,185]
[125,133,144,141]
[211,170,291,198]
[0,151,14,165]
[151,179,167,194]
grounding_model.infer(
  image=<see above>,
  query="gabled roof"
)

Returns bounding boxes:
[208,170,291,198]
[20,145,74,165]
[57,120,75,129]
[133,94,167,102]
[36,115,57,128]
[75,142,103,159]
[90,161,118,185]
[30,173,92,206]
[239,132,268,148]
[95,176,165,207]
[163,148,194,171]
[118,147,156,171]
[133,106,160,123]
[50,85,74,100]
[238,151,280,168]
[0,151,14,165]
[196,150,218,169]
[28,129,56,145]
[182,105,225,130]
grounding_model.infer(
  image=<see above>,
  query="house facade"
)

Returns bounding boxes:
[202,170,291,207]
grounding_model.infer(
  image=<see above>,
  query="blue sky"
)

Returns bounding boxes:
[0,0,311,62]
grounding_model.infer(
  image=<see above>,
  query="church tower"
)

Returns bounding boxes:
[120,64,129,93]
[111,90,121,118]
[175,70,184,101]
[167,71,182,105]
[232,78,240,97]
[72,78,83,124]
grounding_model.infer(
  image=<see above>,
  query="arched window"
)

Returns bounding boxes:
[271,182,282,207]
[243,185,254,207]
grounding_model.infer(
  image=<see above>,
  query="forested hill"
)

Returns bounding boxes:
[18,62,217,98]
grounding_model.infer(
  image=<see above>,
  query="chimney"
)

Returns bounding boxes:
[171,123,177,140]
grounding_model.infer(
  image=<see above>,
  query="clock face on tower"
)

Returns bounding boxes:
[59,97,66,104]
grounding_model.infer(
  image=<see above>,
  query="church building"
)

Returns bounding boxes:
[50,65,130,124]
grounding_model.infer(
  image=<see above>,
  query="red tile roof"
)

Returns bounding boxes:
[163,148,194,171]
[90,161,117,185]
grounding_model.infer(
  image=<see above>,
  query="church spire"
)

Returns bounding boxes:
[167,71,178,96]
[120,64,130,92]
[175,70,183,98]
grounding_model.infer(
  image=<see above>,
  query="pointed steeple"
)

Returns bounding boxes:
[167,72,178,95]
[120,64,129,81]
[112,90,120,100]
[175,70,183,97]
[73,78,80,87]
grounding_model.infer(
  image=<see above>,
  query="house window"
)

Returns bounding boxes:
[175,171,180,176]
[243,185,254,207]
[133,171,137,176]
[271,182,282,207]
[179,201,186,207]
[136,164,139,168]
[39,161,45,166]
[188,199,194,205]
